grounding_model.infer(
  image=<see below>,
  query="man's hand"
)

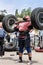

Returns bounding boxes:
[14,24,17,28]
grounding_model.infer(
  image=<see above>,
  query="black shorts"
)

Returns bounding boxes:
[18,35,30,48]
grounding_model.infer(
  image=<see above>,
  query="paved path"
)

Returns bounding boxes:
[0,50,43,65]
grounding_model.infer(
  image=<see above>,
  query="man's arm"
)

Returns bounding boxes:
[14,24,19,32]
[28,24,33,30]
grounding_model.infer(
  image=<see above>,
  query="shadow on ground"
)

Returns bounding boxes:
[0,57,38,64]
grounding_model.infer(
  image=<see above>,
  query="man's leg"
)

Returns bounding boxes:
[18,38,25,62]
[26,47,32,65]
[19,47,23,62]
[0,40,4,56]
[0,40,3,51]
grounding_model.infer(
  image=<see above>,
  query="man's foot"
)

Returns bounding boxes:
[19,57,22,63]
[16,59,22,63]
[19,59,22,63]
[27,61,32,65]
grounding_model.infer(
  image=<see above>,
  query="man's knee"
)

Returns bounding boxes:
[26,47,31,53]
[19,47,23,53]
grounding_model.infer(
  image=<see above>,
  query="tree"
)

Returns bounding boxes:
[0,10,7,21]
[19,7,31,18]
[15,9,19,17]
[0,10,7,15]
[20,9,26,18]
[25,8,31,16]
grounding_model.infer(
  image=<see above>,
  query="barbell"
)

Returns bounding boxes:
[2,7,43,33]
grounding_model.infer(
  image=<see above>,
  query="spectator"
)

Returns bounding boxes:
[0,22,7,56]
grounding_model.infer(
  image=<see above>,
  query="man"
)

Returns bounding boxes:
[39,30,43,49]
[14,16,33,65]
[0,22,7,56]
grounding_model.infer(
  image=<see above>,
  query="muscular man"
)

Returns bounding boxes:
[14,16,33,65]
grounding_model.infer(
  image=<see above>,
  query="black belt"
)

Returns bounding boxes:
[19,31,29,35]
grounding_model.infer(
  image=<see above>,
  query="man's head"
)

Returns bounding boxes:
[23,15,31,22]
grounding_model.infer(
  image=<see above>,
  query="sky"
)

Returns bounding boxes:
[0,0,43,15]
